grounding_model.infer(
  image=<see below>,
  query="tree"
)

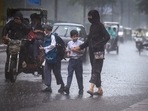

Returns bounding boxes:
[136,0,148,14]
[68,0,117,23]
[54,0,58,22]
[69,0,116,8]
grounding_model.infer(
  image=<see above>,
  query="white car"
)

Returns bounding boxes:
[52,22,88,62]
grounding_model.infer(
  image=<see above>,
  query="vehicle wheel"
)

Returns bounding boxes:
[5,63,10,80]
[137,42,143,55]
[41,66,44,80]
[116,46,119,54]
[9,60,17,83]
[138,47,141,55]
[106,45,110,53]
[38,66,44,80]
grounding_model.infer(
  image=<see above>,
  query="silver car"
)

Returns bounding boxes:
[52,22,88,61]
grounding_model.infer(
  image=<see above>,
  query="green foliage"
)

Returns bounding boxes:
[136,0,148,14]
[68,0,117,8]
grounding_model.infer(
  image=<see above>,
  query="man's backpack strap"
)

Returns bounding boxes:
[53,33,66,60]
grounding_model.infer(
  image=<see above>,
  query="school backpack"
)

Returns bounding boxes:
[53,33,66,60]
[43,35,57,64]
[43,33,66,64]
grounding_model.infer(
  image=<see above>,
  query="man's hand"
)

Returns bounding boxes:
[3,36,11,44]
[71,46,80,52]
[34,29,43,33]
[39,45,44,50]
[71,46,84,54]
[67,52,70,57]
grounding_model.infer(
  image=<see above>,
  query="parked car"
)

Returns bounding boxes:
[52,22,88,62]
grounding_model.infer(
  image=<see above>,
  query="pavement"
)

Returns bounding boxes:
[0,44,148,111]
[0,44,6,52]
[122,99,148,111]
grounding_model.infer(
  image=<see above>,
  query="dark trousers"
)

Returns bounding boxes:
[89,50,104,88]
[66,58,83,90]
[33,39,43,59]
[43,59,64,87]
[5,47,9,79]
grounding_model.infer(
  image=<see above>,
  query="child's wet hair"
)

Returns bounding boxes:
[70,30,78,37]
[44,24,53,31]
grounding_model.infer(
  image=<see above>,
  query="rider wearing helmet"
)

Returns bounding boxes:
[136,28,145,37]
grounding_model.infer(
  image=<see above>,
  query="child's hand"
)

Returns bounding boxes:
[74,46,80,50]
[71,47,78,52]
[71,48,75,52]
[71,47,81,53]
[67,52,70,57]
[39,45,44,50]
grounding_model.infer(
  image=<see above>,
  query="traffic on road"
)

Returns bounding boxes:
[0,41,148,111]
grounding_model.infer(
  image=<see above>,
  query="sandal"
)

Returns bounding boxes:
[94,87,103,95]
[87,90,94,96]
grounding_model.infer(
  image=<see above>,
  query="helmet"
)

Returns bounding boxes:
[14,11,23,21]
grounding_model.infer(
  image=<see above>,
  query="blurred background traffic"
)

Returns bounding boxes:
[0,0,148,44]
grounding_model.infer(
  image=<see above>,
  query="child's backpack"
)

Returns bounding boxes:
[43,33,66,64]
[45,48,57,64]
[53,33,66,60]
[43,35,57,64]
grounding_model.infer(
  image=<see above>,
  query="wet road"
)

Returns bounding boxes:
[0,41,148,111]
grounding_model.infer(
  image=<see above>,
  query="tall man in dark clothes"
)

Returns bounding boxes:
[74,10,110,96]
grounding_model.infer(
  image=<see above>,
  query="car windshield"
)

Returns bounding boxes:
[52,25,85,37]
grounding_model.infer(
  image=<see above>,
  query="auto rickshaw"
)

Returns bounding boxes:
[134,28,148,55]
[104,22,119,54]
[5,8,47,82]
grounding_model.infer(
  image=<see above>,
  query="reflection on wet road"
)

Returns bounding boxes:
[0,41,148,111]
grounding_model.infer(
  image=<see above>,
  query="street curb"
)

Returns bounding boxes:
[122,99,148,111]
[0,44,6,52]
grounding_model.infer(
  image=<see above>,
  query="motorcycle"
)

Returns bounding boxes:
[6,39,44,83]
[135,35,143,55]
[7,39,21,82]
[4,8,48,82]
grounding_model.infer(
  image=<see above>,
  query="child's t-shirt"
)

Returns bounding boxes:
[67,40,84,57]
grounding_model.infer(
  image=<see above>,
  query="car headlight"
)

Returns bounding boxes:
[146,32,148,37]
[118,32,123,36]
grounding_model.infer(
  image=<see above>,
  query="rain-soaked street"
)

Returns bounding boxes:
[0,40,148,111]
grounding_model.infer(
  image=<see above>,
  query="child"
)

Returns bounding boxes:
[64,30,84,95]
[39,24,65,93]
